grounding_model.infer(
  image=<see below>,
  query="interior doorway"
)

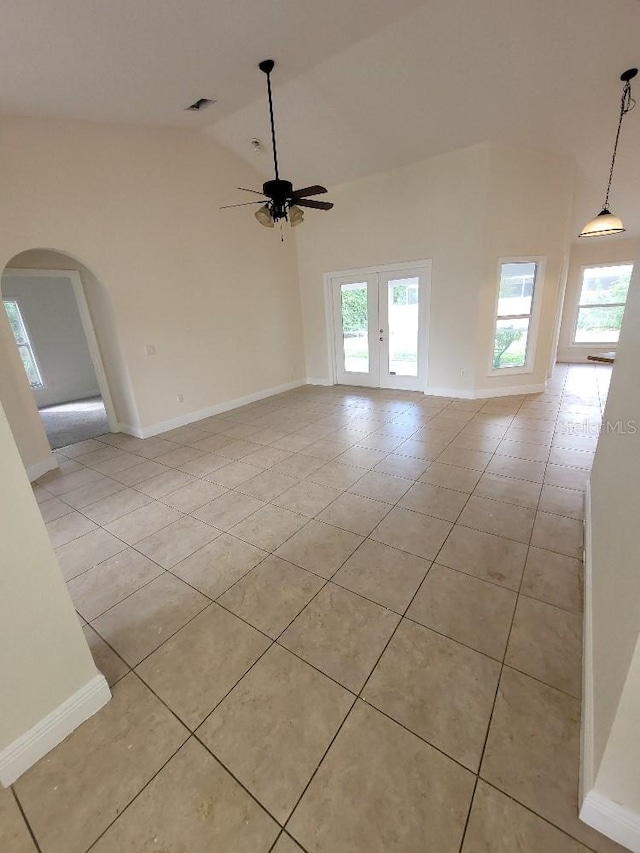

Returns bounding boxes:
[327,261,431,391]
[1,267,116,449]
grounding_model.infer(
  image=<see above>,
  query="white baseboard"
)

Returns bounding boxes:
[117,379,307,439]
[26,453,59,483]
[580,480,594,803]
[580,790,640,853]
[305,377,333,386]
[0,674,111,787]
[425,381,546,400]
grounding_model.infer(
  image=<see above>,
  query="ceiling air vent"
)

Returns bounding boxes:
[185,98,216,112]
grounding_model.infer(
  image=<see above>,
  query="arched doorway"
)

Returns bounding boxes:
[1,249,118,452]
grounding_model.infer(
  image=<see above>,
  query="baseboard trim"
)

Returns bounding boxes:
[580,479,594,803]
[580,790,640,853]
[117,379,307,439]
[305,377,333,386]
[26,453,59,483]
[0,674,111,787]
[425,381,546,400]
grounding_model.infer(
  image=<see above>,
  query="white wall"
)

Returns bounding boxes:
[295,141,573,396]
[2,273,99,408]
[557,237,636,363]
[581,241,640,848]
[0,398,106,783]
[0,114,305,470]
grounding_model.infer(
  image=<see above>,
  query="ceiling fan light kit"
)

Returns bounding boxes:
[579,67,637,238]
[221,59,333,231]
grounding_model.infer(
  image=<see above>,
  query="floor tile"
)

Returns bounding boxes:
[198,644,353,822]
[458,496,535,543]
[81,487,153,525]
[364,620,500,770]
[333,539,429,613]
[58,477,125,509]
[38,496,74,523]
[111,459,170,486]
[55,528,127,581]
[178,452,230,476]
[105,501,183,545]
[237,470,300,501]
[317,492,393,536]
[82,624,129,686]
[136,604,269,728]
[531,511,583,558]
[474,472,542,509]
[192,490,265,531]
[419,461,482,493]
[273,479,342,516]
[134,468,196,498]
[495,438,550,463]
[370,506,452,560]
[135,515,219,568]
[91,738,279,853]
[308,460,367,489]
[544,463,590,492]
[407,563,517,659]
[275,520,363,578]
[270,453,326,478]
[272,834,305,853]
[206,460,265,488]
[506,596,582,697]
[288,700,475,853]
[462,780,592,853]
[280,583,400,692]
[46,511,97,547]
[67,548,163,620]
[486,455,546,483]
[399,481,469,521]
[436,446,493,471]
[230,503,308,551]
[0,786,37,853]
[373,453,430,480]
[348,470,412,503]
[336,445,388,469]
[154,446,205,468]
[548,447,594,469]
[539,484,584,519]
[480,668,622,853]
[41,467,105,496]
[218,555,324,638]
[171,533,268,598]
[437,525,527,589]
[160,478,227,512]
[92,573,209,665]
[15,674,188,853]
[521,547,583,613]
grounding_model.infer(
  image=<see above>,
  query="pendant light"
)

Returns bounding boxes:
[579,68,637,238]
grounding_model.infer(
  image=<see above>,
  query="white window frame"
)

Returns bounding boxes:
[489,256,546,377]
[3,298,45,389]
[570,262,633,347]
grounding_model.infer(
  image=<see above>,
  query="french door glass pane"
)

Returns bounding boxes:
[498,262,537,317]
[493,318,529,369]
[579,265,632,306]
[340,282,369,373]
[575,305,624,343]
[387,277,419,376]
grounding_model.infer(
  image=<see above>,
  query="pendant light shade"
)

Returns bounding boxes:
[289,205,304,227]
[579,209,625,238]
[255,205,274,227]
[579,68,637,238]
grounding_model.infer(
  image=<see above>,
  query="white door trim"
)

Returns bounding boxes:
[324,259,431,391]
[2,268,118,432]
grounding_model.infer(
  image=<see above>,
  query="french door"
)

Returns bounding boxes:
[330,262,430,391]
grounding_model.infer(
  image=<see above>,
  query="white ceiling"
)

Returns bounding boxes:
[2,0,640,237]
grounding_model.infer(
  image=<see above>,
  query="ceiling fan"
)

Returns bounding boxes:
[221,59,334,229]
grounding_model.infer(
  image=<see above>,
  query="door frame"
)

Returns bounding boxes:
[323,259,432,391]
[2,268,118,431]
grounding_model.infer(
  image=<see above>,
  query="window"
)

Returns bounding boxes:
[3,299,44,388]
[492,260,540,370]
[573,264,633,344]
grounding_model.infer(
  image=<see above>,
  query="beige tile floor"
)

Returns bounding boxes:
[3,363,629,853]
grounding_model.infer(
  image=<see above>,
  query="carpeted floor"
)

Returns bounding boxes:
[38,396,110,449]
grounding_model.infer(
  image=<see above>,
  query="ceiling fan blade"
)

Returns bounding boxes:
[290,185,328,200]
[220,200,267,209]
[296,199,334,211]
[237,187,265,195]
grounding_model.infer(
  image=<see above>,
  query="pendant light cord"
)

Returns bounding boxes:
[603,80,635,210]
[265,70,280,181]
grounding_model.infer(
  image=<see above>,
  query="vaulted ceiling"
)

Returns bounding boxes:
[2,0,640,237]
